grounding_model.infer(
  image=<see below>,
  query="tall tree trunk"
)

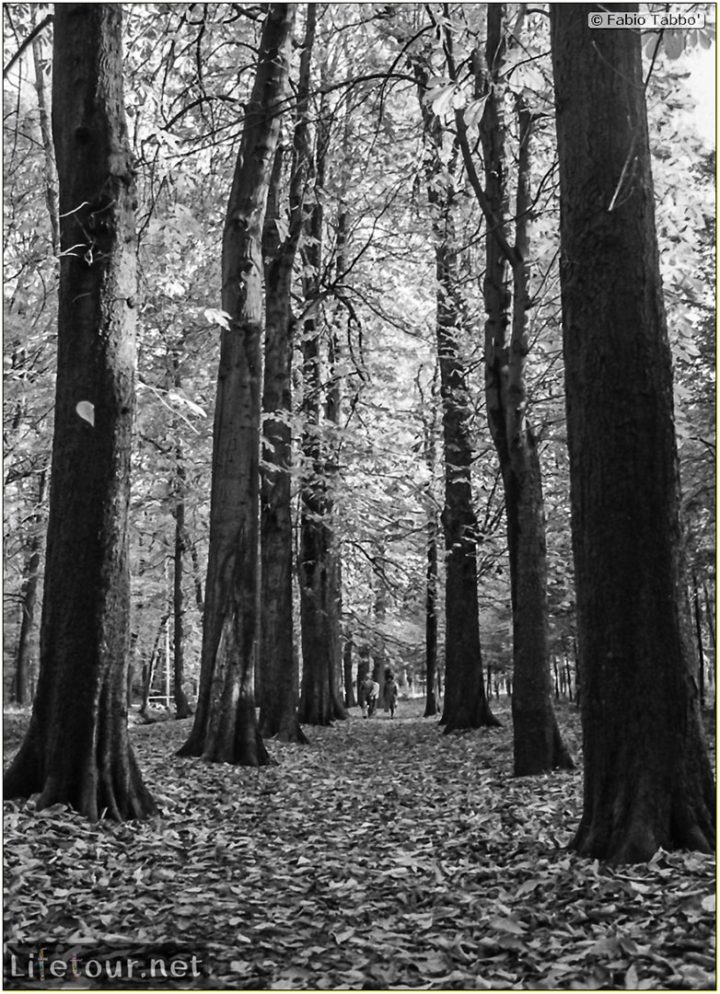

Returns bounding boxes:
[297,85,346,726]
[411,52,497,733]
[189,538,204,611]
[693,578,705,708]
[416,371,440,718]
[259,155,305,741]
[10,13,57,708]
[13,470,46,705]
[4,4,155,820]
[173,439,191,719]
[371,541,387,686]
[328,545,345,700]
[140,613,168,715]
[573,638,580,706]
[477,5,571,775]
[551,3,715,862]
[703,582,715,654]
[258,4,316,744]
[179,4,294,764]
[424,507,439,718]
[127,629,139,706]
[326,206,348,715]
[435,235,498,732]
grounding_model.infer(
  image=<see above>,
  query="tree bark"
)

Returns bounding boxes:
[435,235,498,733]
[418,372,439,718]
[140,613,168,715]
[411,51,497,733]
[413,61,499,733]
[257,5,316,744]
[189,537,204,611]
[179,4,294,764]
[424,506,439,718]
[551,3,715,862]
[259,159,306,740]
[371,542,388,685]
[4,4,156,820]
[703,582,715,649]
[173,440,191,719]
[297,83,346,726]
[326,207,348,717]
[693,579,705,709]
[475,5,571,775]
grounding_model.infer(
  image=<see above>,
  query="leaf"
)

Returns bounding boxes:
[229,960,252,975]
[75,401,95,427]
[463,96,488,128]
[427,83,456,118]
[514,877,539,897]
[624,964,640,989]
[663,29,685,60]
[643,31,663,59]
[3,701,714,991]
[698,27,713,49]
[488,916,527,935]
[162,277,186,297]
[203,307,232,330]
[701,893,715,912]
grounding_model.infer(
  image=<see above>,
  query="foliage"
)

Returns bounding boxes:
[3,3,715,701]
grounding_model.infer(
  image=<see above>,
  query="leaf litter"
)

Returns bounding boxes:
[3,702,715,990]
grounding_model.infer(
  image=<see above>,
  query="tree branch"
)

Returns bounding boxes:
[4,14,53,79]
[435,5,521,269]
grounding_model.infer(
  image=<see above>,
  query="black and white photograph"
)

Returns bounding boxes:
[3,2,716,989]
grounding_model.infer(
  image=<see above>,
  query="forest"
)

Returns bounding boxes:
[2,2,716,990]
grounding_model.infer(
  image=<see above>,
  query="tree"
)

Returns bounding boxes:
[171,433,192,720]
[4,3,156,820]
[324,199,350,713]
[551,4,715,862]
[297,72,346,726]
[417,371,440,718]
[3,8,58,704]
[258,3,316,743]
[473,5,571,774]
[412,46,498,733]
[179,4,294,764]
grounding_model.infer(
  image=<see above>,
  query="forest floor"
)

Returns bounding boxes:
[3,700,716,991]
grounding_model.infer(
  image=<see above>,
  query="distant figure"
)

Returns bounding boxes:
[382,666,394,712]
[383,675,399,718]
[360,677,380,718]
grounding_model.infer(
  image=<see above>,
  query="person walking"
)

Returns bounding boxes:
[360,676,380,717]
[383,674,399,718]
